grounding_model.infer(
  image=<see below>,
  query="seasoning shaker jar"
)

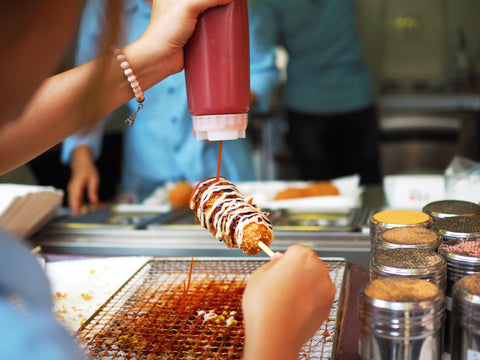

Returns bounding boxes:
[359,278,445,360]
[375,227,441,253]
[370,210,433,247]
[423,199,480,222]
[451,274,480,360]
[437,238,480,352]
[370,248,447,291]
[433,216,480,242]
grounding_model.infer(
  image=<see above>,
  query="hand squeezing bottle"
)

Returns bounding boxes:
[184,0,250,141]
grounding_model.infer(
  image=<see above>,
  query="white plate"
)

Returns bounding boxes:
[383,174,445,210]
[237,175,362,213]
[141,175,362,213]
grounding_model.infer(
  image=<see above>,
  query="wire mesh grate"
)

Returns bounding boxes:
[77,258,346,359]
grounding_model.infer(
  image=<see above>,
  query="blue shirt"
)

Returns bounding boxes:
[249,0,373,114]
[0,231,86,360]
[62,0,279,200]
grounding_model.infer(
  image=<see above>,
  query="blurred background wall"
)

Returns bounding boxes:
[3,0,480,188]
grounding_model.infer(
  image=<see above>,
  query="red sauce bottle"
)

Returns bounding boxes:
[184,0,250,141]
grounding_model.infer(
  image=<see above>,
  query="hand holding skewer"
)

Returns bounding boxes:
[242,244,336,359]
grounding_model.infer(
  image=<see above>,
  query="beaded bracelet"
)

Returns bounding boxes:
[113,48,144,126]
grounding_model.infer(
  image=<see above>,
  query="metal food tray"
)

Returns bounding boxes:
[50,207,191,230]
[46,206,370,232]
[76,257,347,359]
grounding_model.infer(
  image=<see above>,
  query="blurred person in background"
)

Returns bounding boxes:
[249,0,381,184]
[62,0,280,214]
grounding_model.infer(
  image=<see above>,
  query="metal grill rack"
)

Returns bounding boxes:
[77,258,346,359]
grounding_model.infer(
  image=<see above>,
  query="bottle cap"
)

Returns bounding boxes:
[192,113,248,141]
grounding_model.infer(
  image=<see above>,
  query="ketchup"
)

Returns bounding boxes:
[184,0,250,141]
[216,141,223,180]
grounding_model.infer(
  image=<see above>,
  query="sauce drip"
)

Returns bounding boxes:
[180,257,195,313]
[216,140,223,180]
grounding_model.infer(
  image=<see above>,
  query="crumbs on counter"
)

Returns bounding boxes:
[47,256,151,334]
[81,293,93,301]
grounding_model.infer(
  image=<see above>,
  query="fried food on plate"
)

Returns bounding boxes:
[274,181,339,200]
[168,181,194,209]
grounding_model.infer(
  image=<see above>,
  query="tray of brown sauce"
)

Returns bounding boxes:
[76,257,347,359]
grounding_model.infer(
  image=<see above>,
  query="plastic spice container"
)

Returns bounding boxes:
[437,239,480,352]
[433,216,480,241]
[359,278,445,360]
[370,210,433,247]
[370,248,446,291]
[375,227,441,253]
[451,274,480,360]
[423,199,480,222]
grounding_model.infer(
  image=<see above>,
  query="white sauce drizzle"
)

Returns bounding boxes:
[191,178,273,248]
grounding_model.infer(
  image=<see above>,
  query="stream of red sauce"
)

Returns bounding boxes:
[180,257,195,313]
[216,140,223,180]
[191,140,223,225]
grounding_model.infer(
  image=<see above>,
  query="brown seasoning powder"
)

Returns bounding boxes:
[423,200,480,216]
[365,278,440,302]
[381,227,439,245]
[457,274,480,295]
[434,216,480,234]
[374,248,444,269]
[373,210,431,225]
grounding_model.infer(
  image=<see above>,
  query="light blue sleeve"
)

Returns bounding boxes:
[0,300,86,360]
[61,120,107,163]
[0,231,86,359]
[61,0,109,164]
[248,0,280,113]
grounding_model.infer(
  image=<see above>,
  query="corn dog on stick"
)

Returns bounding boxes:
[190,177,274,256]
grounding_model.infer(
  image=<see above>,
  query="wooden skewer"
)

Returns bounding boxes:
[258,241,275,258]
[30,246,42,254]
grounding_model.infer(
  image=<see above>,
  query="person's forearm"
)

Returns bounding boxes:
[0,40,170,175]
[243,338,300,360]
[71,145,95,170]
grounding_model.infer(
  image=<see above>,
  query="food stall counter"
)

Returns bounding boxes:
[43,253,368,360]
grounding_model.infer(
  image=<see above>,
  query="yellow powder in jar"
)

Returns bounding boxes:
[365,278,440,302]
[373,210,431,225]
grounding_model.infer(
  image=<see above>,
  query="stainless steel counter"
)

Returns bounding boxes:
[31,186,387,270]
[33,226,371,269]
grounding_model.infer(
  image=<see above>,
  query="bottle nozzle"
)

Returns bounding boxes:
[192,113,248,141]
